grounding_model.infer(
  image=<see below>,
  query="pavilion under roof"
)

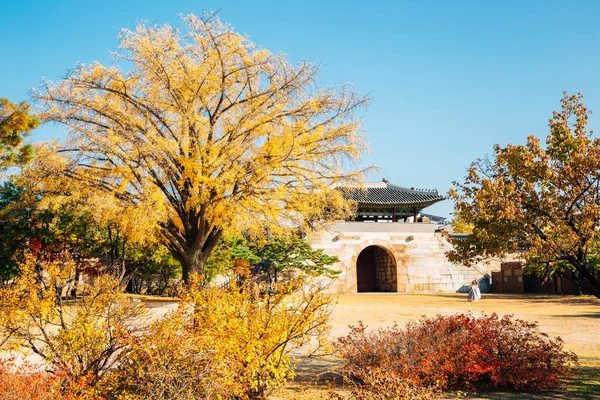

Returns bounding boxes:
[335,180,445,222]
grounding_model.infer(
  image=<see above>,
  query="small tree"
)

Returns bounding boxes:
[204,234,340,284]
[257,236,340,283]
[204,236,261,282]
[449,93,600,298]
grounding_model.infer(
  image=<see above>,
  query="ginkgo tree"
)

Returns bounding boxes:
[449,93,600,298]
[35,13,368,283]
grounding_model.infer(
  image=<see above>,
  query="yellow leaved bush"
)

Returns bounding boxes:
[110,276,335,399]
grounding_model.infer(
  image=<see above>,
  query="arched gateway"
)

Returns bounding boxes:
[311,180,493,294]
[356,245,397,292]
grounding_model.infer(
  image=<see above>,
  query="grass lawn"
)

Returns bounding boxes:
[272,293,600,399]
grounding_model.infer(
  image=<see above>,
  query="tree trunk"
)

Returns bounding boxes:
[70,268,80,299]
[125,278,136,294]
[578,263,600,299]
[181,256,202,286]
[176,229,223,285]
[574,273,583,296]
[162,212,223,286]
[567,256,600,299]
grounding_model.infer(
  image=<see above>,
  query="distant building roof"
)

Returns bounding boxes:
[335,181,445,209]
[421,213,448,223]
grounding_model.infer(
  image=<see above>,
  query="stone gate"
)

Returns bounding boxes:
[311,222,495,293]
[309,180,496,293]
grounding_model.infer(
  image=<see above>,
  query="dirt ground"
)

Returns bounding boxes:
[273,293,600,400]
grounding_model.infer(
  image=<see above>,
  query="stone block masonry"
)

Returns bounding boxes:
[311,222,497,294]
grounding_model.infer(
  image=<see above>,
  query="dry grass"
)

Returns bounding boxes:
[271,293,600,399]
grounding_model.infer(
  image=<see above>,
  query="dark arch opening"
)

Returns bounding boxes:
[356,245,397,292]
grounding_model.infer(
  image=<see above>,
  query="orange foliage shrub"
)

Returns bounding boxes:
[337,313,578,395]
[0,357,99,400]
[0,358,60,400]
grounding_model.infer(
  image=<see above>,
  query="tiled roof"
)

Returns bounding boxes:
[336,181,445,208]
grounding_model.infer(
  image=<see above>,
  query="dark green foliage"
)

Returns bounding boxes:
[205,235,340,283]
[124,244,180,295]
[205,236,261,282]
[0,181,181,291]
[258,236,340,282]
[0,98,40,169]
[0,182,28,281]
[0,181,100,283]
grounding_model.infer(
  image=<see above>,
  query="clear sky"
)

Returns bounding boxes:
[2,0,600,218]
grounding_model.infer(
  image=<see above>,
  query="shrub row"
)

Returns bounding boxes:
[0,260,333,400]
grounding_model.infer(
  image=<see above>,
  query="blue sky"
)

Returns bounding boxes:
[2,0,600,218]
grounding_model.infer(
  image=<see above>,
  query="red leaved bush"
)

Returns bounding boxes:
[336,313,578,394]
[0,358,60,400]
[0,357,100,400]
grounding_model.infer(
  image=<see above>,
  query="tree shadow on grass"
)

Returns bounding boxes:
[566,366,600,399]
[292,354,343,384]
[452,366,600,400]
[550,313,600,319]
[291,355,599,400]
[434,293,600,306]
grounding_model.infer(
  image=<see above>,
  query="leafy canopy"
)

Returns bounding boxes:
[258,235,340,281]
[449,93,600,298]
[34,13,368,283]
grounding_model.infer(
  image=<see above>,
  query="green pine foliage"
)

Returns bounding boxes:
[0,98,40,169]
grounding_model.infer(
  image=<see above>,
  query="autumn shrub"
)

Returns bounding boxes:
[102,311,223,399]
[0,357,100,400]
[110,276,334,399]
[337,372,440,400]
[0,255,148,398]
[337,313,578,395]
[0,357,61,400]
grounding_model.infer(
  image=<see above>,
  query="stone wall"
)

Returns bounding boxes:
[310,222,497,293]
